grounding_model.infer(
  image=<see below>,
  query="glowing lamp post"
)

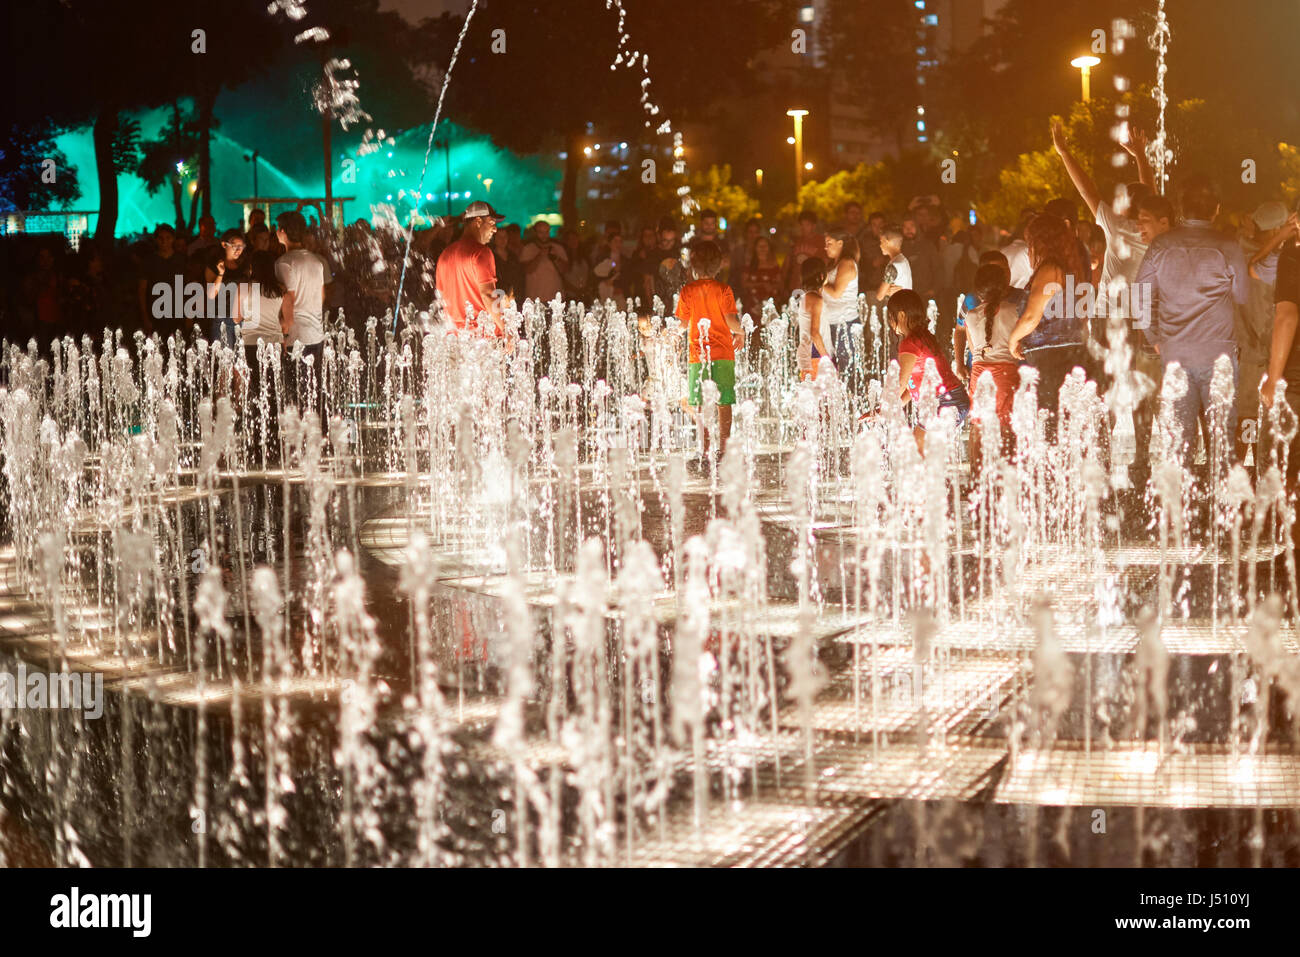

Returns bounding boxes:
[1071,55,1101,103]
[787,108,809,197]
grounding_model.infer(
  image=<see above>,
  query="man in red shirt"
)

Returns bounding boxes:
[435,200,506,335]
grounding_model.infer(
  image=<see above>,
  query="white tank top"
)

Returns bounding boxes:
[240,291,284,345]
[821,261,858,327]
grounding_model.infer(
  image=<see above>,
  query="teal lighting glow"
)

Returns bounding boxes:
[45,112,560,236]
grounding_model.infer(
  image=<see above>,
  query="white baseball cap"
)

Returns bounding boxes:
[1253,201,1287,231]
[461,200,504,222]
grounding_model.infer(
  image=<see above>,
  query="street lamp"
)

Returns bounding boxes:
[755,168,763,189]
[787,108,809,196]
[1071,55,1100,103]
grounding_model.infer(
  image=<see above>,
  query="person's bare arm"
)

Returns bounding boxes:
[280,289,296,336]
[1249,214,1299,279]
[725,310,744,351]
[896,352,918,404]
[1262,300,1300,409]
[1051,118,1101,217]
[808,297,830,363]
[952,326,968,383]
[479,280,504,334]
[1007,267,1063,360]
[1121,128,1154,188]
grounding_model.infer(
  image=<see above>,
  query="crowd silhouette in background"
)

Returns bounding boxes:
[3,123,1299,484]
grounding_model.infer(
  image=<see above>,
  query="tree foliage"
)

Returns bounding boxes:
[8,0,312,238]
[0,123,81,212]
[978,95,1157,226]
[136,104,207,232]
[784,162,898,223]
[682,165,760,227]
[1280,143,1300,209]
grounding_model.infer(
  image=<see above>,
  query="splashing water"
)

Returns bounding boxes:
[393,0,482,326]
[1149,0,1172,193]
[603,0,695,218]
[2,4,1298,863]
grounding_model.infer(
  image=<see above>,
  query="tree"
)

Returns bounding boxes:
[136,103,205,232]
[778,147,967,224]
[182,5,297,219]
[0,121,80,212]
[293,0,443,227]
[1165,98,1287,213]
[978,146,1073,229]
[601,161,758,232]
[7,1,155,243]
[1280,143,1300,210]
[6,1,296,242]
[977,95,1158,228]
[783,162,898,222]
[677,165,760,227]
[927,0,1143,176]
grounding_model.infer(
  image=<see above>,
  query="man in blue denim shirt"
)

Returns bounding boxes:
[1135,175,1248,463]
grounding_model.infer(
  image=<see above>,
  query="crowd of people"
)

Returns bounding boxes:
[432,125,1299,481]
[0,195,979,351]
[3,122,1298,483]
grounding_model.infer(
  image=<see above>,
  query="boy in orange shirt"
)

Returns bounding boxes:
[674,240,744,457]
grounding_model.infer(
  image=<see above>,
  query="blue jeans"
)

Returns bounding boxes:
[1025,344,1086,442]
[210,316,238,349]
[1164,353,1237,463]
[911,384,971,431]
[829,323,856,377]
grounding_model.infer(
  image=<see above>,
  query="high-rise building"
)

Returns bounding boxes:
[819,0,1009,167]
[913,0,1009,146]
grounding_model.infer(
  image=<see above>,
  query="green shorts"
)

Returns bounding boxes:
[688,359,736,406]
